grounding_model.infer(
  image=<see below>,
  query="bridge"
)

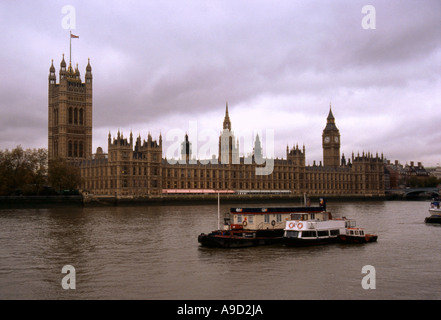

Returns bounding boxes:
[403,187,439,198]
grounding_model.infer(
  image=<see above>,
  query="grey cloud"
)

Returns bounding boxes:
[0,0,440,166]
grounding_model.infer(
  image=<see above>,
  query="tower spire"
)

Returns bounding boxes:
[327,103,335,122]
[223,101,231,130]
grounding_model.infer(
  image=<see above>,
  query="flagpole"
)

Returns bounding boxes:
[69,30,72,66]
[217,191,220,230]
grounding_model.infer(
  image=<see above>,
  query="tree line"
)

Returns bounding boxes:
[0,146,81,196]
[400,175,441,189]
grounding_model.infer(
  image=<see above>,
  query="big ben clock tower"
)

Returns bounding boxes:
[322,106,340,167]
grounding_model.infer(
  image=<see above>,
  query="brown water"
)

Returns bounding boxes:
[0,200,439,300]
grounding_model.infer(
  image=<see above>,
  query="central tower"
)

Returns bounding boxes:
[322,106,340,167]
[218,102,239,164]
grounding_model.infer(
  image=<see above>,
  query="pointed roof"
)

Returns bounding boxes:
[223,101,231,130]
[324,104,338,131]
[327,104,335,122]
[60,53,66,68]
[86,58,92,72]
[49,59,55,72]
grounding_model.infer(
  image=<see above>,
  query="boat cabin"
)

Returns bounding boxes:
[345,219,356,228]
[283,211,346,240]
[289,211,331,222]
[345,228,365,236]
[226,206,326,231]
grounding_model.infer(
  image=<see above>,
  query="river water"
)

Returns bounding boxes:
[0,200,439,300]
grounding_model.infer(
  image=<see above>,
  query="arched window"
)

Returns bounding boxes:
[54,140,58,157]
[68,107,73,124]
[79,141,83,158]
[68,141,73,157]
[79,108,84,125]
[74,141,79,157]
[74,141,78,157]
[74,108,78,124]
[53,108,58,126]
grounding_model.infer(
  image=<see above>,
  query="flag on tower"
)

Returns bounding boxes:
[69,31,79,65]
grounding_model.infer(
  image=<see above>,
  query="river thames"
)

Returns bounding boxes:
[0,199,439,300]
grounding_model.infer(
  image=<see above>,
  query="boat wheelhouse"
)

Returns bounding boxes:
[338,227,378,243]
[425,198,441,224]
[429,198,441,214]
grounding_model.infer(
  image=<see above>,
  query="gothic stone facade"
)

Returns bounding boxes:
[48,55,92,162]
[48,58,385,198]
[76,109,384,198]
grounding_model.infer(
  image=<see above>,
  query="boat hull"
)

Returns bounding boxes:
[425,215,441,224]
[282,236,339,247]
[338,234,378,244]
[198,229,284,248]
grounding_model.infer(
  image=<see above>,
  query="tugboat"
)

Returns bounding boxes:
[337,220,378,243]
[425,198,441,224]
[198,198,327,248]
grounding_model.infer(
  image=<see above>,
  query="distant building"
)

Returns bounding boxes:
[430,167,441,179]
[385,160,431,189]
[48,56,385,199]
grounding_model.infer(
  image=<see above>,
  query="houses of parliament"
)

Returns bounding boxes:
[48,55,385,199]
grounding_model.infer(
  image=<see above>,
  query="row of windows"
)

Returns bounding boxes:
[51,107,86,126]
[109,151,160,162]
[82,165,160,176]
[83,179,159,190]
[68,95,86,102]
[82,165,302,181]
[68,107,85,125]
[286,229,341,238]
[68,140,84,158]
[80,167,381,192]
[68,82,85,88]
[164,181,293,190]
[240,214,283,224]
[305,173,352,181]
[163,168,296,180]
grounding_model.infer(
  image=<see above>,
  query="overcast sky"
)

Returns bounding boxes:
[0,0,440,166]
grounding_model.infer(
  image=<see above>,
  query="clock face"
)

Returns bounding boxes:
[324,136,330,143]
[334,136,339,143]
